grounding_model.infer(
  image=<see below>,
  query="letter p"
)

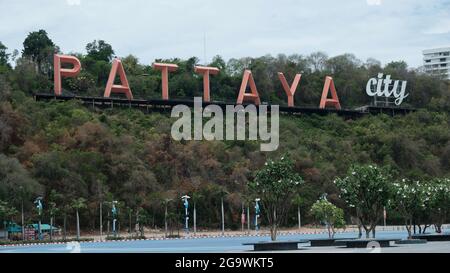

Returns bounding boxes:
[54,54,81,96]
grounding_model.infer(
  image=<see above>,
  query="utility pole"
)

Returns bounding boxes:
[221,197,225,236]
[241,203,244,233]
[165,202,168,238]
[247,205,250,234]
[203,32,207,65]
[21,199,24,241]
[99,202,103,241]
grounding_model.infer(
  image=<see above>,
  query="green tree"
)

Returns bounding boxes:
[86,40,115,62]
[429,178,450,233]
[0,200,18,239]
[71,197,87,240]
[0,154,42,208]
[310,197,345,238]
[389,179,428,239]
[291,194,304,230]
[48,190,62,241]
[249,154,303,241]
[22,29,56,74]
[0,41,10,68]
[334,164,393,238]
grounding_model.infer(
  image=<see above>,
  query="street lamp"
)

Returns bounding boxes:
[19,186,24,241]
[181,195,190,235]
[255,198,260,233]
[111,201,118,237]
[34,197,43,240]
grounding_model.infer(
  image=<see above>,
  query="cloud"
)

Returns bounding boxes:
[366,0,382,6]
[66,0,81,6]
[0,0,449,68]
[423,18,450,35]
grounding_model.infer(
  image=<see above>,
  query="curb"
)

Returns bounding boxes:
[0,230,353,247]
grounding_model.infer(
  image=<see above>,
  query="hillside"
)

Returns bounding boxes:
[1,31,450,232]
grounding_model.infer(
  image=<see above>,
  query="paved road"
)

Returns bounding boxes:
[3,230,449,253]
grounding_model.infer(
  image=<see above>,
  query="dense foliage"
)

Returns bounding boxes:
[0,30,449,236]
[334,165,393,238]
[310,197,345,239]
[248,155,303,240]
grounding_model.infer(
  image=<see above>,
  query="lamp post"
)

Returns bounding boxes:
[247,205,250,234]
[164,198,172,238]
[181,195,190,235]
[99,201,103,241]
[255,198,260,233]
[221,196,225,236]
[34,197,43,240]
[241,203,245,233]
[111,201,118,237]
[19,186,24,241]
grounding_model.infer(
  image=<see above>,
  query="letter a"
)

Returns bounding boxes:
[54,54,81,96]
[319,76,341,110]
[236,70,261,105]
[104,58,133,100]
[278,72,301,107]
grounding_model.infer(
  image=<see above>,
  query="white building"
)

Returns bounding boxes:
[423,47,450,79]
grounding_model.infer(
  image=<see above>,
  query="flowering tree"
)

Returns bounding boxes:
[429,178,450,233]
[310,197,345,239]
[249,154,303,241]
[390,180,427,239]
[334,164,392,238]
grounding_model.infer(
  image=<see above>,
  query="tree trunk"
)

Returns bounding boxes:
[129,210,132,237]
[76,209,80,240]
[221,198,224,236]
[423,224,430,234]
[50,216,53,241]
[63,213,67,240]
[271,208,277,241]
[247,206,250,234]
[406,219,412,239]
[298,205,301,230]
[99,202,103,241]
[21,200,25,241]
[107,211,110,236]
[194,202,197,235]
[164,204,168,238]
[363,225,371,238]
[435,224,442,234]
[270,225,277,241]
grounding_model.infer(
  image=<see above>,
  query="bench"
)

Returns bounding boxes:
[411,234,450,241]
[341,238,400,248]
[243,240,308,251]
[309,238,357,247]
[395,239,427,245]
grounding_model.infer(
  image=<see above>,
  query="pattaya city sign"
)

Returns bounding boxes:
[55,53,397,109]
[366,73,408,105]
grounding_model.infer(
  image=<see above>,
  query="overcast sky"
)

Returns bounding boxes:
[1,0,449,68]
